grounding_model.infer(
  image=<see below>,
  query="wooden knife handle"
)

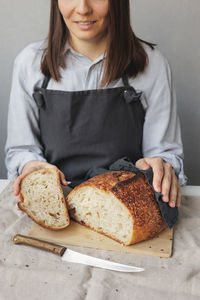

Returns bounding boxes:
[13,234,66,256]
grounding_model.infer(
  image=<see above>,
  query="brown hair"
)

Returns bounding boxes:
[41,0,154,86]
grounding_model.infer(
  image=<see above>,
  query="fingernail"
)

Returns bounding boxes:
[155,186,161,193]
[67,181,71,185]
[162,195,169,202]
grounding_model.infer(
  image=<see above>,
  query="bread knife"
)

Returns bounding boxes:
[13,234,144,273]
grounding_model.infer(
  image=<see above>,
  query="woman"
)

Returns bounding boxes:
[5,0,186,208]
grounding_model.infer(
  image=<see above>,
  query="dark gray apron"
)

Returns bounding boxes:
[33,76,145,182]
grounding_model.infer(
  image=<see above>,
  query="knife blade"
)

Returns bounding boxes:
[13,234,144,273]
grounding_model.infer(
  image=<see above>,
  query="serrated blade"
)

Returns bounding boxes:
[62,248,144,272]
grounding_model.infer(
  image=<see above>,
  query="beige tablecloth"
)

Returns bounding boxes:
[0,182,200,300]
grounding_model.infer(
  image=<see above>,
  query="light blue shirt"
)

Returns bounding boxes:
[5,40,187,185]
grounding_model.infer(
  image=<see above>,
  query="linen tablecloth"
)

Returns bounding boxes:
[0,182,200,300]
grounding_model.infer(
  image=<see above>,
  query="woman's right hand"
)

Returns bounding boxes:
[14,160,69,204]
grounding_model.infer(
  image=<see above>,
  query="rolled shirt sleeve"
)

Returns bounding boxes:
[139,48,187,185]
[5,44,46,179]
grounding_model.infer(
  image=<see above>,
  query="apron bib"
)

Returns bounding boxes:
[33,77,145,182]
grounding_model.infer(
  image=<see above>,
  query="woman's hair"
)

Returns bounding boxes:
[41,0,154,86]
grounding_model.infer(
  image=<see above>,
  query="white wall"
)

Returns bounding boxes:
[0,0,200,184]
[130,0,200,184]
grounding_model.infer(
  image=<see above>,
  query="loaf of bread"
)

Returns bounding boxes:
[19,168,70,230]
[66,171,167,245]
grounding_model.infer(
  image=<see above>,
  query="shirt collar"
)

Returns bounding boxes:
[64,42,105,66]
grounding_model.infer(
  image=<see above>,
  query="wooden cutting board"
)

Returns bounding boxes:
[29,221,173,258]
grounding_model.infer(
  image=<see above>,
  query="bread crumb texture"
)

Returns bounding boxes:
[20,168,69,229]
[66,171,167,245]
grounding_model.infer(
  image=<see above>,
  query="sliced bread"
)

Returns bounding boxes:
[19,168,70,230]
[66,171,167,245]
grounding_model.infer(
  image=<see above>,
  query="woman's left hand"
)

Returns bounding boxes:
[135,157,181,208]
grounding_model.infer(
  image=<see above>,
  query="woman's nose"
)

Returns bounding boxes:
[75,0,92,15]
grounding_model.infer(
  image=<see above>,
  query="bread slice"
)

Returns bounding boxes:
[66,171,167,245]
[19,168,70,230]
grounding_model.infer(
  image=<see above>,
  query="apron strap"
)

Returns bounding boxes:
[122,76,137,93]
[41,76,50,89]
[33,77,50,108]
[122,76,142,104]
[122,75,130,87]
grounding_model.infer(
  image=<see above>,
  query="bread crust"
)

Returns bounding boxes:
[19,168,70,230]
[67,171,167,245]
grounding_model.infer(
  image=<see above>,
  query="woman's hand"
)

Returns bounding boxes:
[135,157,181,208]
[14,160,68,205]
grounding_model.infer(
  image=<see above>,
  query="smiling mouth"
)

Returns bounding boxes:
[75,21,96,25]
